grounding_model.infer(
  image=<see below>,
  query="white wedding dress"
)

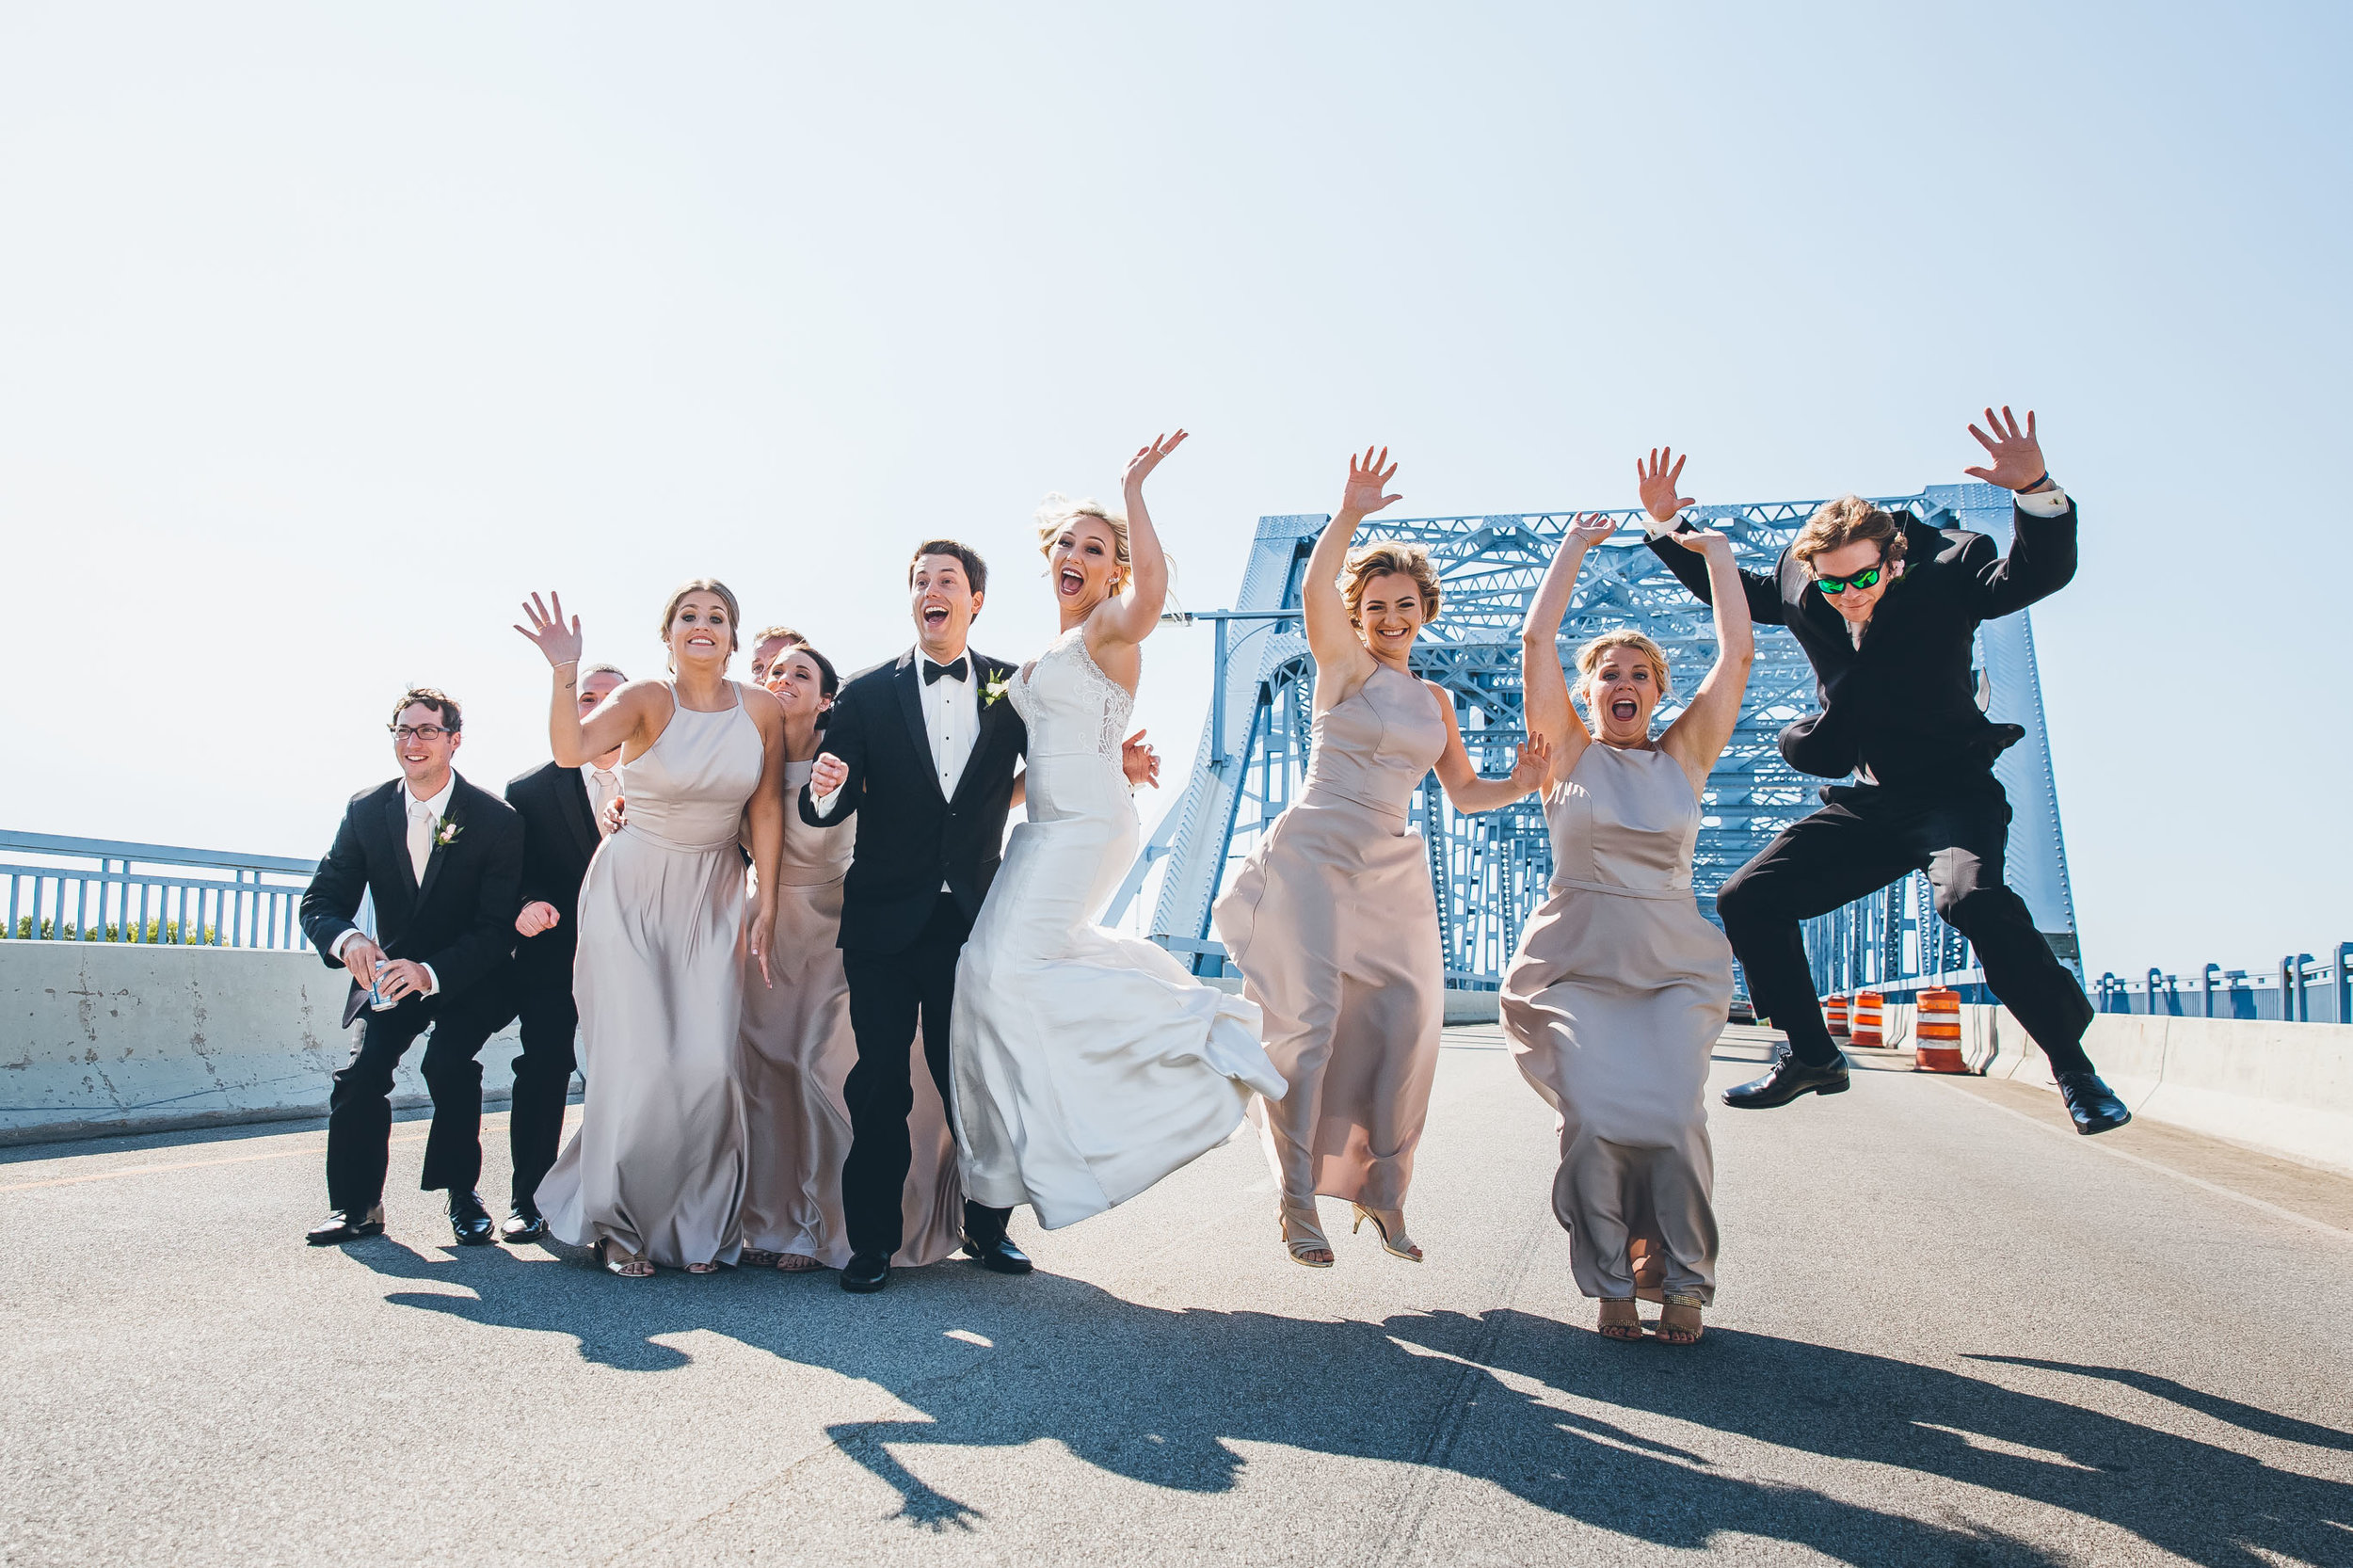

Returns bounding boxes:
[952,627,1287,1229]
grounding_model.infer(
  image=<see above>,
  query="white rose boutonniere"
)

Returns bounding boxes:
[983,675,1012,709]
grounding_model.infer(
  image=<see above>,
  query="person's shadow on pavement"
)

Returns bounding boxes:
[349,1241,2353,1565]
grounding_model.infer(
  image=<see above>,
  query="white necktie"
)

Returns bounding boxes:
[408,801,435,884]
[590,770,618,835]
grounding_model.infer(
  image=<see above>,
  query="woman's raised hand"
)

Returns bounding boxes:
[1340,446,1402,518]
[1670,525,1735,556]
[1565,510,1618,550]
[1124,430,1189,491]
[1509,731,1555,792]
[1638,448,1696,523]
[514,591,584,668]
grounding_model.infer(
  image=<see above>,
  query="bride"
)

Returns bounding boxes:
[951,431,1288,1229]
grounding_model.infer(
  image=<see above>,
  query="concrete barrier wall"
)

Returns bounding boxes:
[1874,999,2353,1177]
[1,943,526,1145]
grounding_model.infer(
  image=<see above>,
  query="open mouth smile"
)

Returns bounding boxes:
[1059,568,1085,596]
[1611,698,1638,721]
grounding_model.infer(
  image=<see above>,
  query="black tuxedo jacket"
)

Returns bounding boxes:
[799,647,1028,952]
[299,772,525,1008]
[1647,498,2078,788]
[504,760,601,981]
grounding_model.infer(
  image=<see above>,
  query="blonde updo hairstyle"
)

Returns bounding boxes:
[1573,631,1673,719]
[1340,541,1443,629]
[1035,494,1132,594]
[656,577,743,672]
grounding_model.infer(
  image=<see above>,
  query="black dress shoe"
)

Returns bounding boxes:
[962,1234,1033,1275]
[449,1190,497,1246]
[840,1253,891,1294]
[2055,1071,2132,1135]
[306,1205,385,1245]
[501,1199,548,1244]
[1722,1045,1851,1110]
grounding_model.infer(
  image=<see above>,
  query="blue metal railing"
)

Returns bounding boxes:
[2094,946,2351,1025]
[1,831,317,951]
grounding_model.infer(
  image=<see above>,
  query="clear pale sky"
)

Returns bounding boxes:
[2,3,2345,980]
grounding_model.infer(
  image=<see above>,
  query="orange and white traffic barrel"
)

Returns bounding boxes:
[1824,995,1850,1039]
[1913,988,1967,1074]
[1850,990,1885,1049]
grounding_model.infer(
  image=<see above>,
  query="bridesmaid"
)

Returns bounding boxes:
[1499,449,1755,1345]
[515,580,787,1277]
[1213,447,1546,1268]
[735,640,964,1272]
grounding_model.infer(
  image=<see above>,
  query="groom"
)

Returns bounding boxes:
[805,539,1034,1293]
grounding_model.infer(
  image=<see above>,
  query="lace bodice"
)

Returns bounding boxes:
[1010,628,1134,764]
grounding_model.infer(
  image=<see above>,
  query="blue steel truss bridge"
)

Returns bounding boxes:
[1107,483,2081,1006]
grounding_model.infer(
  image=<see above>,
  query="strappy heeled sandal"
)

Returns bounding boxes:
[1281,1205,1335,1268]
[1350,1203,1424,1263]
[595,1240,653,1279]
[774,1253,824,1273]
[1657,1291,1705,1345]
[684,1261,721,1274]
[1597,1299,1643,1341]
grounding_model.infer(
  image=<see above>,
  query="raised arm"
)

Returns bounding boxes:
[1090,431,1184,648]
[1636,448,1785,626]
[514,591,648,765]
[1658,528,1758,795]
[1301,447,1402,698]
[1429,683,1550,814]
[1961,406,2078,617]
[1520,514,1617,787]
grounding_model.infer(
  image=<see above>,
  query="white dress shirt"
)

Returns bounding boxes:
[582,761,621,836]
[330,773,453,997]
[813,649,981,891]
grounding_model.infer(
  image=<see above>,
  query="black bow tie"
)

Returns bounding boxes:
[922,655,969,685]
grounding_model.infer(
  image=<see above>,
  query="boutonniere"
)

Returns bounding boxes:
[982,676,1011,709]
[435,816,463,848]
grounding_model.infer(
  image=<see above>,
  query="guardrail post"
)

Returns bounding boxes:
[2145,967,2164,1018]
[2339,941,2353,1026]
[2201,963,2219,1019]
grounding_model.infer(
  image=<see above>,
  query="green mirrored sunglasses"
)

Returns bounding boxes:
[1815,564,1884,596]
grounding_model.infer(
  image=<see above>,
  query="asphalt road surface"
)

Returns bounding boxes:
[5,1025,2349,1567]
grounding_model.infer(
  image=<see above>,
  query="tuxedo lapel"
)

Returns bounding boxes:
[893,650,947,805]
[557,767,600,868]
[949,654,1015,812]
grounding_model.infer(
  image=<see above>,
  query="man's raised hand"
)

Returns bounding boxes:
[1340,446,1402,519]
[810,752,849,798]
[1963,407,2049,491]
[1639,448,1695,523]
[514,591,584,667]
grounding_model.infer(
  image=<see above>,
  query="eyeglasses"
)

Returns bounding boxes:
[1814,562,1886,596]
[389,725,455,742]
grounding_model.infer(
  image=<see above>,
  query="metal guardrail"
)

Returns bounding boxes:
[2094,946,2351,1025]
[1,831,317,951]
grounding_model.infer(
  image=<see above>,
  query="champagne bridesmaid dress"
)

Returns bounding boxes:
[1211,663,1449,1231]
[1499,741,1733,1305]
[735,758,963,1266]
[538,684,765,1270]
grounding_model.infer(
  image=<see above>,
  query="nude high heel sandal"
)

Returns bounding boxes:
[1281,1205,1335,1268]
[1350,1204,1423,1262]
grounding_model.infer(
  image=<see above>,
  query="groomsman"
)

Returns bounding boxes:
[300,689,525,1245]
[1639,410,2129,1136]
[489,661,627,1242]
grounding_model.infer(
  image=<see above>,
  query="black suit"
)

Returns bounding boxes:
[299,773,524,1211]
[800,647,1026,1258]
[485,761,602,1207]
[1648,499,2097,1075]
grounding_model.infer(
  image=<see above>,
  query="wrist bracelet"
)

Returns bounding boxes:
[2018,472,2051,493]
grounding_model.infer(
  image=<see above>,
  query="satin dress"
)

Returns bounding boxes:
[735,758,963,1267]
[952,629,1285,1230]
[1499,742,1734,1304]
[540,684,765,1270]
[1211,663,1449,1219]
